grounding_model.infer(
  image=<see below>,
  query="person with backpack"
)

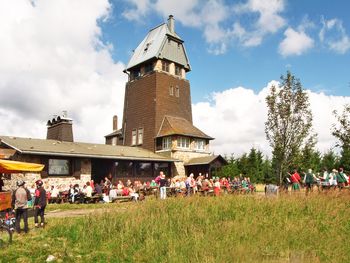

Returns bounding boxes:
[11,180,32,233]
[304,169,315,195]
[34,180,47,228]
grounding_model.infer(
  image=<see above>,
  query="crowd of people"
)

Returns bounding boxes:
[8,167,350,234]
[283,167,350,194]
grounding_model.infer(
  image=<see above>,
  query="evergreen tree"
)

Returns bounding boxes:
[321,150,339,171]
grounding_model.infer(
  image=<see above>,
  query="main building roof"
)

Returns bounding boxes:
[0,136,174,162]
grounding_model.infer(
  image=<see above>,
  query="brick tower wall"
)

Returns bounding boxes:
[122,71,193,152]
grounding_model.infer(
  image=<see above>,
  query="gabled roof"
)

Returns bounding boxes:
[104,129,122,138]
[126,23,191,71]
[156,116,213,140]
[184,155,228,166]
[0,136,174,162]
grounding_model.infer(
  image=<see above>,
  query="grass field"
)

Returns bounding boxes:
[1,192,350,262]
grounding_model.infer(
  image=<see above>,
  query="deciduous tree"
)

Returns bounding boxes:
[265,71,315,184]
[332,104,350,171]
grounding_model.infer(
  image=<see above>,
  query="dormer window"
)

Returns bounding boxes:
[177,136,190,148]
[162,137,172,150]
[195,139,205,150]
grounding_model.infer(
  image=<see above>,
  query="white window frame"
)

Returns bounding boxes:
[195,139,205,150]
[177,136,190,149]
[162,137,172,150]
[131,129,137,146]
[169,86,174,96]
[138,128,143,145]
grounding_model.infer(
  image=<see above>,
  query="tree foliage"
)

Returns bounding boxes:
[332,104,350,171]
[265,71,315,184]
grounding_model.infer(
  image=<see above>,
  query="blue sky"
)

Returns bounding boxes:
[101,0,350,102]
[1,0,350,155]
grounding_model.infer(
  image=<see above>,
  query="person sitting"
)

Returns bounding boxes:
[128,187,139,201]
[50,185,60,204]
[150,180,158,187]
[109,186,118,202]
[84,181,93,203]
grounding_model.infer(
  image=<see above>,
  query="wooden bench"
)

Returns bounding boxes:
[111,196,134,203]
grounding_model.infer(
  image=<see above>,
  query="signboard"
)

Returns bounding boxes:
[0,192,12,211]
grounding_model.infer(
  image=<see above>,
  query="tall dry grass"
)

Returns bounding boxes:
[1,192,350,262]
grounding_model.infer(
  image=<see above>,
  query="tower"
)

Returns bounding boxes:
[111,15,214,176]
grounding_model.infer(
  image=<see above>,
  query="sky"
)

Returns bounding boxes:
[0,0,350,157]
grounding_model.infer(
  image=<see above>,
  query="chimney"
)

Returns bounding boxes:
[46,112,74,142]
[167,15,174,34]
[113,115,118,131]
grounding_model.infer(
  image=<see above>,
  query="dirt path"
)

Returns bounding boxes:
[45,207,127,218]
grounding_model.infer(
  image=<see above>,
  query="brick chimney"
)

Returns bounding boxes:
[113,115,118,131]
[46,112,74,142]
[167,15,175,34]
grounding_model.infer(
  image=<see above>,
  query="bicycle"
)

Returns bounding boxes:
[0,217,13,247]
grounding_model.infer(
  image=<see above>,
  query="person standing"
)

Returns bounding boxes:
[337,168,347,189]
[11,180,32,233]
[304,169,314,195]
[34,180,47,228]
[290,169,301,191]
[0,174,4,192]
[159,171,167,200]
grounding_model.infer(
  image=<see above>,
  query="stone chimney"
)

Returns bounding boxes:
[46,112,74,142]
[167,15,174,34]
[113,115,118,131]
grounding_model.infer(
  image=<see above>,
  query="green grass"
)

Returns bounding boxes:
[1,193,350,262]
[45,202,119,212]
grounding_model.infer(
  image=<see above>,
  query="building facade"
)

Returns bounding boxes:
[105,16,224,177]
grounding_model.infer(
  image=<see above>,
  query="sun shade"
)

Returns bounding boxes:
[0,159,44,173]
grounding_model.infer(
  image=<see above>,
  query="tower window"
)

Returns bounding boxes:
[131,68,141,80]
[138,128,143,145]
[175,86,179,97]
[131,129,137,146]
[175,65,181,76]
[162,61,169,72]
[169,86,174,96]
[177,136,190,148]
[162,137,172,150]
[144,63,153,74]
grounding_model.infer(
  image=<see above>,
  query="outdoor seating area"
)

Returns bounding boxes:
[37,175,258,205]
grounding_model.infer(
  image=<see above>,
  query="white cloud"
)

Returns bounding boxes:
[0,0,127,143]
[319,17,350,54]
[279,27,314,56]
[232,0,286,47]
[122,0,151,22]
[122,0,287,54]
[193,83,350,157]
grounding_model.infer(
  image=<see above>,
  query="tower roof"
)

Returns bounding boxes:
[126,16,191,72]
